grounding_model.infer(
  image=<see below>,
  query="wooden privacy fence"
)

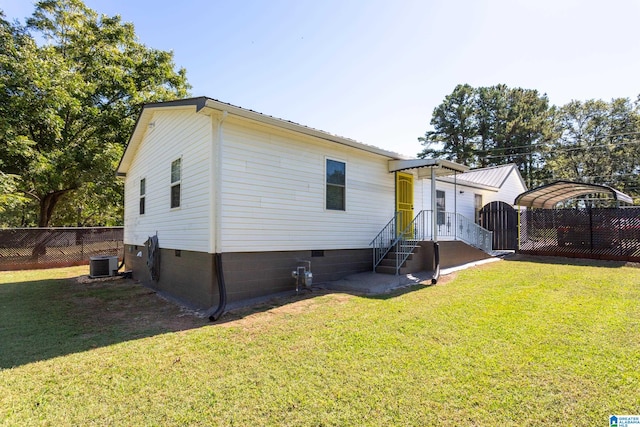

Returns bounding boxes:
[0,227,124,271]
[480,201,518,250]
[518,207,640,262]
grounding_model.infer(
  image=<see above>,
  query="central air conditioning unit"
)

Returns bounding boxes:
[89,255,119,278]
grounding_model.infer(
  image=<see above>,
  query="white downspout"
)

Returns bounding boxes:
[207,110,229,322]
[215,111,227,253]
[209,117,216,254]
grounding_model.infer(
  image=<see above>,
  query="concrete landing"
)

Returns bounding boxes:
[319,270,436,295]
[319,255,504,295]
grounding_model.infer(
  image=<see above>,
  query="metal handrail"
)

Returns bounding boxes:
[456,213,493,252]
[394,210,427,274]
[370,210,493,273]
[370,212,400,270]
[433,211,493,252]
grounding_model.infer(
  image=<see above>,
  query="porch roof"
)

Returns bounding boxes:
[514,180,633,208]
[388,158,469,176]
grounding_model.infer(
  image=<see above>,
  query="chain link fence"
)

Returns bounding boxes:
[519,208,640,262]
[0,227,123,271]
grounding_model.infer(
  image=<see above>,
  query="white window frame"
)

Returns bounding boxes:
[139,177,146,215]
[325,157,347,211]
[170,158,182,209]
[436,189,446,225]
[474,193,483,224]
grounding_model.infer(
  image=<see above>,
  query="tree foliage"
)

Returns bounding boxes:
[419,84,552,187]
[0,1,190,227]
[546,98,640,198]
[420,84,477,165]
[420,85,640,201]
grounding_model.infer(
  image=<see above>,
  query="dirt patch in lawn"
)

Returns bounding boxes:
[219,290,353,329]
[71,271,460,333]
[71,275,208,333]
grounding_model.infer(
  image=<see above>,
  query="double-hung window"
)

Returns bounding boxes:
[139,178,146,215]
[170,158,181,209]
[326,159,346,211]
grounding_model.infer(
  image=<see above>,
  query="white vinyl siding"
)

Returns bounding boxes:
[491,168,527,207]
[219,118,396,252]
[420,182,478,224]
[123,109,212,252]
[419,170,526,228]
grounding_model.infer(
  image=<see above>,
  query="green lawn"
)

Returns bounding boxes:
[1,257,639,426]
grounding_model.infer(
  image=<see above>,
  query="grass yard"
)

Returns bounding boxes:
[1,257,639,426]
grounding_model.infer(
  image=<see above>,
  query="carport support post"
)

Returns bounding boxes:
[517,205,521,251]
[589,206,594,253]
[431,166,437,242]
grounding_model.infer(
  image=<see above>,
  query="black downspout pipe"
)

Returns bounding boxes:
[209,253,227,322]
[431,241,440,285]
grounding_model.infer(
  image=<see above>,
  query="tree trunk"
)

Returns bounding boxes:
[38,189,74,227]
[33,189,75,257]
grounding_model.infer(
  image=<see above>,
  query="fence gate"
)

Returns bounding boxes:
[480,201,518,250]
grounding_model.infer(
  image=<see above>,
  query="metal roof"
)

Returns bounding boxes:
[117,97,410,176]
[439,163,526,191]
[457,164,524,188]
[514,180,633,208]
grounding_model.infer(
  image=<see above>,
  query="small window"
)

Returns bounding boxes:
[326,159,345,211]
[171,158,181,209]
[474,194,483,224]
[436,190,446,225]
[139,178,146,215]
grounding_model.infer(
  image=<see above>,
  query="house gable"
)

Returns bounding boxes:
[121,108,213,252]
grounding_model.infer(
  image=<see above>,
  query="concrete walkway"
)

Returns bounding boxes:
[319,255,504,295]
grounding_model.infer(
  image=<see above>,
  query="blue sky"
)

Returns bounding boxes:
[3,0,640,157]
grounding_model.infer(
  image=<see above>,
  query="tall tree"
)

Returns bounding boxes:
[499,87,552,187]
[419,84,552,187]
[418,83,477,165]
[475,85,508,167]
[0,1,190,227]
[546,98,640,198]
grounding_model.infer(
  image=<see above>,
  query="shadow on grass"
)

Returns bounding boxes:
[1,268,445,369]
[356,282,438,301]
[504,253,636,268]
[208,279,440,329]
[0,275,209,370]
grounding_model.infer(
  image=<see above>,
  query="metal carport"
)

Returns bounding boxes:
[514,180,633,209]
[514,181,639,262]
